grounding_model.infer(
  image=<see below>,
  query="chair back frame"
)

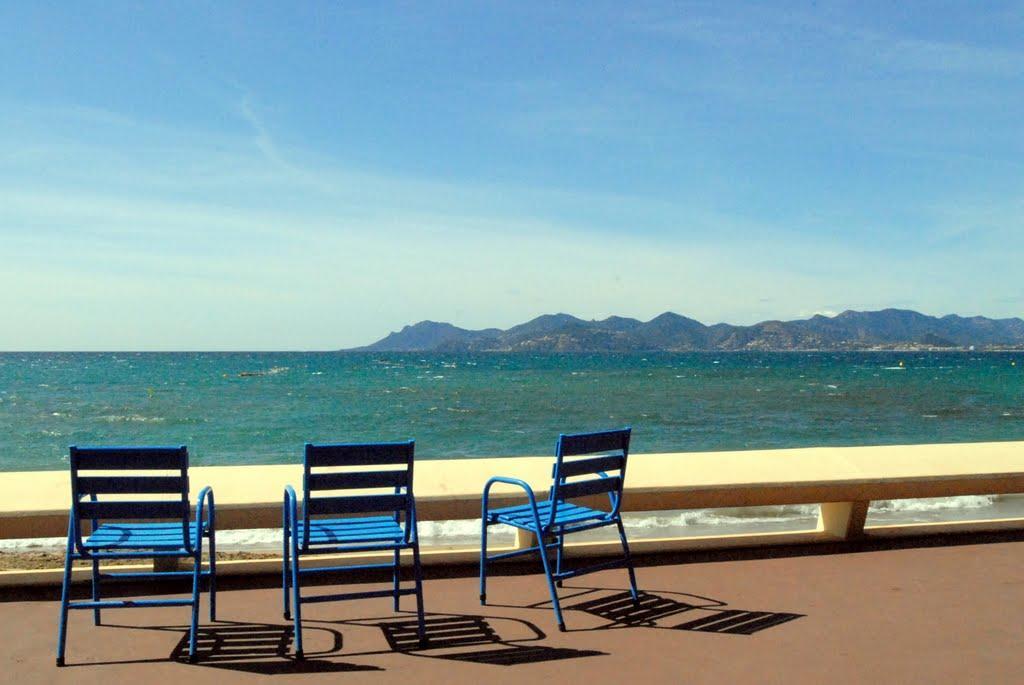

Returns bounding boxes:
[548,427,631,529]
[68,445,192,554]
[301,440,416,549]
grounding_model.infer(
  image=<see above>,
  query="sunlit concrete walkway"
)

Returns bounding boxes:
[4,537,1024,684]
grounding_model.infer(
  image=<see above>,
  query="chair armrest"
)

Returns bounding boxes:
[406,498,419,544]
[283,485,299,535]
[483,476,539,506]
[195,486,215,552]
[483,476,549,531]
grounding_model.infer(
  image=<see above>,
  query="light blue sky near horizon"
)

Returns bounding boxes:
[1,1,1022,350]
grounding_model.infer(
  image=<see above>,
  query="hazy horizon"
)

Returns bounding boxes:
[3,2,1022,350]
[1,306,1021,352]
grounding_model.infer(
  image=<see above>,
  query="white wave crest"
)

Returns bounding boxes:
[98,414,166,423]
[869,495,995,513]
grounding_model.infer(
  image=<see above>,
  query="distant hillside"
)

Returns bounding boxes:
[351,309,1024,352]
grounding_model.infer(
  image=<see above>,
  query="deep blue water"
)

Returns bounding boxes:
[1,351,1022,471]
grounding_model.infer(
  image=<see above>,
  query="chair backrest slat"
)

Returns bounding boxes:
[307,470,409,491]
[305,443,412,467]
[557,429,630,457]
[557,476,623,500]
[77,500,188,520]
[68,445,191,552]
[70,447,187,470]
[77,475,187,495]
[557,454,624,478]
[306,493,409,516]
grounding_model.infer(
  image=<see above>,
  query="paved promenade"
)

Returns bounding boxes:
[4,537,1024,683]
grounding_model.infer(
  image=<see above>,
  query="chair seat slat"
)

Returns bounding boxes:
[298,517,406,545]
[490,500,609,529]
[305,516,399,531]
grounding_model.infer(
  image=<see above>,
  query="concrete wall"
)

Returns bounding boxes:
[2,441,1023,586]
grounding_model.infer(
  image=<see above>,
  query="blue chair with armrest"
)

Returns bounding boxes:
[56,445,216,666]
[283,440,426,658]
[480,427,639,631]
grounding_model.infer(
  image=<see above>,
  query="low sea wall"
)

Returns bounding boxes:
[2,441,1023,586]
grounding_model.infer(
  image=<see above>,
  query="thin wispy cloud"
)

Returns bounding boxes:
[0,2,1020,349]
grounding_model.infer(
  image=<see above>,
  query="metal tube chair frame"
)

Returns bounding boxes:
[479,427,639,631]
[282,441,426,659]
[56,445,216,666]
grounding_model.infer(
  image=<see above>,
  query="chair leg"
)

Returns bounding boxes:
[188,554,202,662]
[290,538,304,659]
[208,528,217,622]
[555,533,565,588]
[412,542,427,646]
[282,521,291,620]
[55,546,74,667]
[535,529,566,631]
[91,558,102,625]
[392,548,401,611]
[479,517,489,604]
[615,518,639,603]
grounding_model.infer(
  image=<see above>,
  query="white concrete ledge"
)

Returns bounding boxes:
[2,441,1023,586]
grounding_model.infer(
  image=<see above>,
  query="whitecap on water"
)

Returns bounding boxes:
[870,495,994,512]
[98,414,166,423]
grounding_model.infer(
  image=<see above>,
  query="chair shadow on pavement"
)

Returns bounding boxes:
[380,615,605,665]
[77,620,374,673]
[499,586,804,636]
[323,613,606,666]
[100,612,601,671]
[167,621,379,674]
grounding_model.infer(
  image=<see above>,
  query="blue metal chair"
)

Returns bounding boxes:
[480,427,638,631]
[283,441,426,659]
[55,445,216,666]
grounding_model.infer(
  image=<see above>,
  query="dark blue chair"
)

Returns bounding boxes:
[283,441,426,658]
[56,445,216,666]
[480,427,638,631]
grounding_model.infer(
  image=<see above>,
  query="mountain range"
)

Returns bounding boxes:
[352,309,1024,352]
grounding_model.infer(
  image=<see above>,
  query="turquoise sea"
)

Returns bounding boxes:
[2,350,1024,547]
[1,351,1022,472]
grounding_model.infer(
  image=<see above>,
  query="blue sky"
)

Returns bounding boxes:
[2,1,1022,350]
